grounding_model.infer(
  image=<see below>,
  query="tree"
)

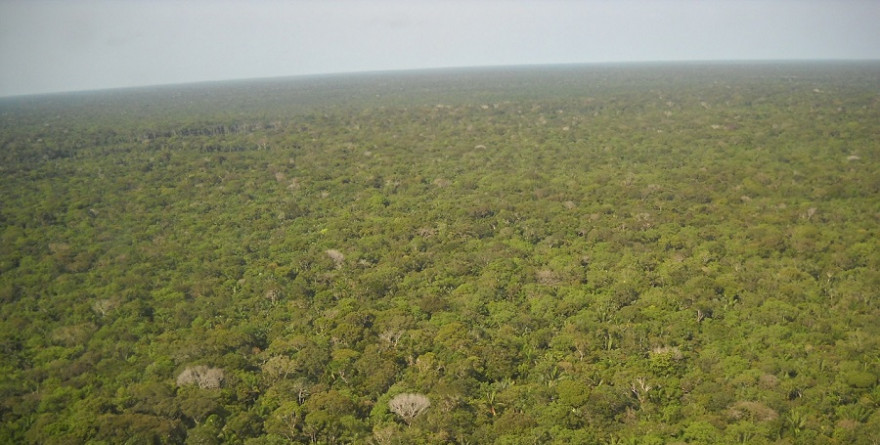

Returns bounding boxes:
[177,365,225,389]
[302,389,366,443]
[388,393,430,425]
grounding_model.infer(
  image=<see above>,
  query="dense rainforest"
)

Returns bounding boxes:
[1,62,879,444]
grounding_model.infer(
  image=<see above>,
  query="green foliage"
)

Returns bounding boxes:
[1,62,879,443]
[845,371,878,389]
[682,420,720,443]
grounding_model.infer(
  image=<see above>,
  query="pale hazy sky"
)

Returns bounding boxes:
[1,0,878,97]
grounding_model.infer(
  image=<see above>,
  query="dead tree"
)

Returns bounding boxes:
[388,393,430,425]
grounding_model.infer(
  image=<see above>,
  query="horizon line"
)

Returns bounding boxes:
[3,58,879,100]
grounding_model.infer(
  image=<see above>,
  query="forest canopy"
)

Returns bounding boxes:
[1,62,879,444]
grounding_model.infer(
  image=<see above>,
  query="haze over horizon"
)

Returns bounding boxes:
[1,0,879,98]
